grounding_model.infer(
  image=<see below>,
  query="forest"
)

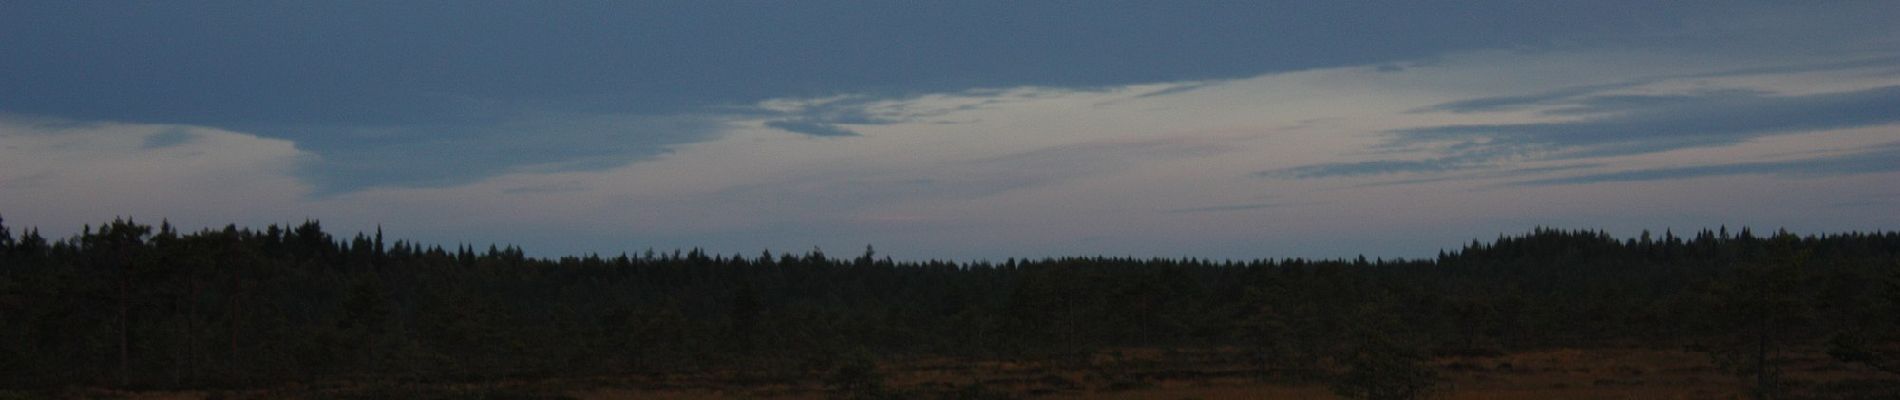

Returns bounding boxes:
[0,216,1897,399]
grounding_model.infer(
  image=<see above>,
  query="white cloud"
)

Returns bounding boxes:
[5,44,1896,260]
[0,117,314,233]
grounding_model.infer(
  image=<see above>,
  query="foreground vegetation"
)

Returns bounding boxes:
[12,346,1898,399]
[1,217,1897,398]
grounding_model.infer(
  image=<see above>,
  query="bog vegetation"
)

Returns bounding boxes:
[0,216,1896,399]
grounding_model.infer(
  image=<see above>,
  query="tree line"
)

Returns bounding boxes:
[0,217,1896,394]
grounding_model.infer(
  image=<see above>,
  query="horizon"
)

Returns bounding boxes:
[0,215,1880,263]
[4,2,1898,261]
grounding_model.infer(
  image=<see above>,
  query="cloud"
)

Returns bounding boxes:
[1275,83,1900,180]
[1165,201,1316,213]
[1349,163,1607,188]
[1132,81,1222,99]
[1263,150,1512,179]
[1510,142,1900,186]
[0,118,314,230]
[19,3,1889,194]
[943,137,1230,194]
[500,180,591,195]
[139,128,196,149]
[287,113,725,193]
[764,119,860,137]
[1415,81,1648,114]
[1413,56,1900,114]
[4,7,1898,261]
[1398,85,1900,157]
[703,135,1233,214]
[755,87,1086,137]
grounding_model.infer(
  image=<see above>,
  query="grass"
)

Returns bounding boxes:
[66,347,1900,399]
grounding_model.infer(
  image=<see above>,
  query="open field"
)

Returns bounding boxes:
[25,347,1896,400]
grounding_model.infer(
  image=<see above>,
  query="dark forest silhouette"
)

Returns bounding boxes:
[0,216,1896,398]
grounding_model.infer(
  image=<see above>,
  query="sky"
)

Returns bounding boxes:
[3,1,1898,260]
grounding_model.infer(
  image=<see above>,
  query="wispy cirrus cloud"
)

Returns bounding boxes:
[763,119,862,137]
[1414,81,1649,114]
[1261,146,1531,179]
[1400,86,1900,157]
[1415,55,1900,114]
[1274,83,1900,180]
[755,86,1112,138]
[1510,142,1900,186]
[1347,163,1608,188]
[1164,201,1318,214]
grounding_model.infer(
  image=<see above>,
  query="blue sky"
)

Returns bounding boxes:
[3,2,1897,260]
